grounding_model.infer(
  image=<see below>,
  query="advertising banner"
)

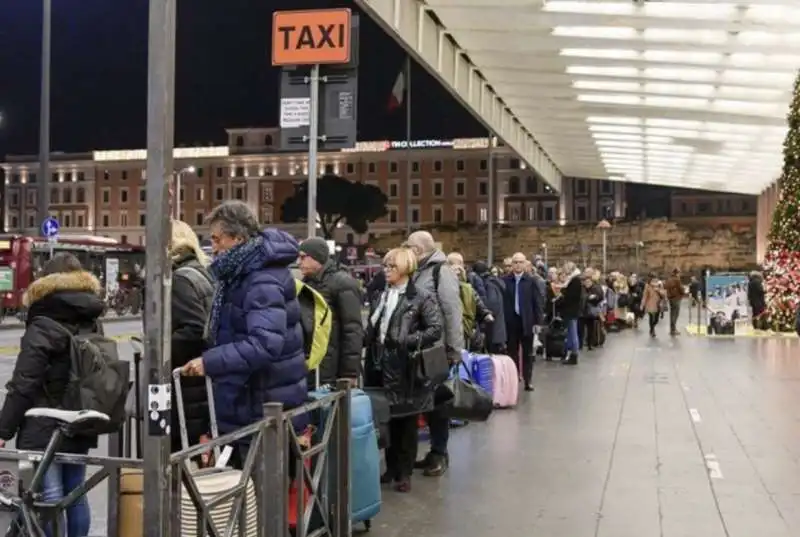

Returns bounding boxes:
[705,273,750,322]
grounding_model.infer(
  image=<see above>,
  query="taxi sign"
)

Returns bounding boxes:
[272,9,352,66]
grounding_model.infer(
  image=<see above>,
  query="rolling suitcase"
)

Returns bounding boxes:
[308,387,382,531]
[490,354,519,408]
[172,368,259,537]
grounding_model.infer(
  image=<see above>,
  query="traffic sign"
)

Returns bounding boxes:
[41,216,59,238]
[272,9,352,66]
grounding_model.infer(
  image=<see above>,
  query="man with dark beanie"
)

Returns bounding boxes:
[297,237,364,387]
[473,261,507,352]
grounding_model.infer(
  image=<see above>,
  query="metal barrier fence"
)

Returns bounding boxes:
[0,382,351,537]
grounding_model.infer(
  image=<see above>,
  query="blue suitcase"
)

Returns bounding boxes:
[309,387,382,530]
[460,351,495,396]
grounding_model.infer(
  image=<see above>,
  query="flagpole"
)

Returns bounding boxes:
[405,55,412,235]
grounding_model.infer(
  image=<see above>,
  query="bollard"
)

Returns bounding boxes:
[263,403,285,537]
[333,379,351,537]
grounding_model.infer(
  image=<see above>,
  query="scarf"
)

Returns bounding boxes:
[206,235,265,345]
[369,282,408,344]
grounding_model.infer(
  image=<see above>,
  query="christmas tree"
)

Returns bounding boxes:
[763,70,800,332]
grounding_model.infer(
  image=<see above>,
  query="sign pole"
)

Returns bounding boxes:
[38,0,52,230]
[307,64,321,239]
[487,133,494,265]
[143,0,176,534]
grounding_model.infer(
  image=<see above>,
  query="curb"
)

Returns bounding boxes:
[0,315,142,331]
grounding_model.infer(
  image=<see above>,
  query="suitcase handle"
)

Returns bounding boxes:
[172,367,221,462]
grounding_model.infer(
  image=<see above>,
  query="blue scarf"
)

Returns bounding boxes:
[207,235,265,345]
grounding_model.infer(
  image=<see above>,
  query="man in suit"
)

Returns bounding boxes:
[503,252,543,392]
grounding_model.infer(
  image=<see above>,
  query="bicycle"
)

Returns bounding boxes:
[0,408,110,537]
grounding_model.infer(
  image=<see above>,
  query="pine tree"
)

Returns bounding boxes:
[763,70,800,331]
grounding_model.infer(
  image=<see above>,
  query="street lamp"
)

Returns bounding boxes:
[597,219,612,274]
[174,166,195,219]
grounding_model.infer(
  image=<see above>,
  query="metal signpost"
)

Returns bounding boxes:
[38,0,52,228]
[143,0,176,535]
[273,8,358,239]
[487,133,494,265]
[41,216,59,258]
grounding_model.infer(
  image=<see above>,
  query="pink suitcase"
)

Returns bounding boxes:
[490,354,519,408]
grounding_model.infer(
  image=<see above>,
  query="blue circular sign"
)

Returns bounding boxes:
[41,216,60,238]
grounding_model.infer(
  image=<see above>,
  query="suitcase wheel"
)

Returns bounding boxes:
[364,519,372,531]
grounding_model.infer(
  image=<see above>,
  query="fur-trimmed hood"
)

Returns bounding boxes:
[23,270,102,308]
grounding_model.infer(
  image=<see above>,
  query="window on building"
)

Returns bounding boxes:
[456,207,465,223]
[389,208,399,223]
[120,189,128,203]
[526,176,537,194]
[411,161,420,173]
[51,188,60,204]
[120,234,128,244]
[102,214,110,227]
[575,179,588,195]
[234,186,245,200]
[196,212,204,226]
[324,164,334,174]
[411,208,420,223]
[122,170,128,180]
[235,136,244,146]
[455,181,466,197]
[509,204,521,222]
[456,160,465,171]
[543,205,555,221]
[411,182,420,197]
[28,173,37,184]
[576,205,588,222]
[27,215,35,228]
[52,172,60,183]
[76,172,85,182]
[26,190,36,206]
[139,213,146,227]
[508,176,520,194]
[216,167,223,178]
[600,180,613,194]
[527,204,537,221]
[389,183,399,198]
[433,182,443,197]
[389,162,398,173]
[433,208,443,223]
[433,160,443,172]
[479,207,488,222]
[62,189,72,204]
[139,189,146,203]
[10,216,18,229]
[478,181,488,197]
[102,189,110,204]
[120,212,128,227]
[77,213,85,228]
[368,162,377,173]
[698,202,711,214]
[480,159,488,171]
[76,188,86,204]
[346,163,355,174]
[510,158,520,169]
[233,166,244,177]
[196,167,204,178]
[63,213,71,228]
[215,187,224,201]
[264,134,273,146]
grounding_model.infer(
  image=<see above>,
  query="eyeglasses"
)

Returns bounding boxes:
[383,263,397,270]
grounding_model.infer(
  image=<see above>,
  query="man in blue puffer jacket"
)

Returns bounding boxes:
[183,201,308,467]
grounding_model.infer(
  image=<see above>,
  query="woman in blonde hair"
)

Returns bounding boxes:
[363,247,443,493]
[169,220,214,455]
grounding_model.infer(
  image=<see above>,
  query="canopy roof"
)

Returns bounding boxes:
[417,0,800,194]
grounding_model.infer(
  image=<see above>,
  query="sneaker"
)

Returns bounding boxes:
[414,452,433,470]
[423,453,448,477]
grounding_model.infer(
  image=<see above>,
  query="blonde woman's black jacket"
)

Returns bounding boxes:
[363,280,443,417]
[0,271,105,452]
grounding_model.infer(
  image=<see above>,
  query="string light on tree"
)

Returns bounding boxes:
[763,69,800,332]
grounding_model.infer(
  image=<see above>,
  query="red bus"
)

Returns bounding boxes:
[0,235,145,315]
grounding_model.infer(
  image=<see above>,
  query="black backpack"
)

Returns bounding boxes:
[40,318,131,436]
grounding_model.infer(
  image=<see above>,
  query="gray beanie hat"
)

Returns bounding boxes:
[299,237,330,265]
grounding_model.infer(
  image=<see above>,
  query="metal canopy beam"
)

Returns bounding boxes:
[354,0,563,192]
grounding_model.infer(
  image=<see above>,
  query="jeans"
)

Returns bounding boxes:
[565,319,580,353]
[669,299,681,333]
[648,312,660,334]
[425,406,450,456]
[40,463,90,537]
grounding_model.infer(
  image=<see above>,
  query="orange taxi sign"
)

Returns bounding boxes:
[272,9,352,66]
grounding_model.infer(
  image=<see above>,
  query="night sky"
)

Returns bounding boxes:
[0,0,485,157]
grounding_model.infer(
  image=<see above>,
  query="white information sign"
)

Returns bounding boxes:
[280,98,311,128]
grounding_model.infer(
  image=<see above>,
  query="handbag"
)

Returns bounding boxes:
[415,343,449,385]
[443,362,494,422]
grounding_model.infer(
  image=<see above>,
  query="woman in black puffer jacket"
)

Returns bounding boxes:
[169,220,214,455]
[0,253,104,537]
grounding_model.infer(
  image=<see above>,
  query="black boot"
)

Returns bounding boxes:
[422,453,448,477]
[564,352,578,365]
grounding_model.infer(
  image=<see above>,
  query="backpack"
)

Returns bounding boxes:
[38,318,131,436]
[459,281,477,340]
[295,279,332,374]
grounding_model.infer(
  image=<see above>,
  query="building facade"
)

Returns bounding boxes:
[2,127,630,244]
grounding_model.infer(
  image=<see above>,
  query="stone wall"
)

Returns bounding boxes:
[370,218,757,273]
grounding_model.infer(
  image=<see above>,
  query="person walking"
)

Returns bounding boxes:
[641,274,667,338]
[664,268,685,336]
